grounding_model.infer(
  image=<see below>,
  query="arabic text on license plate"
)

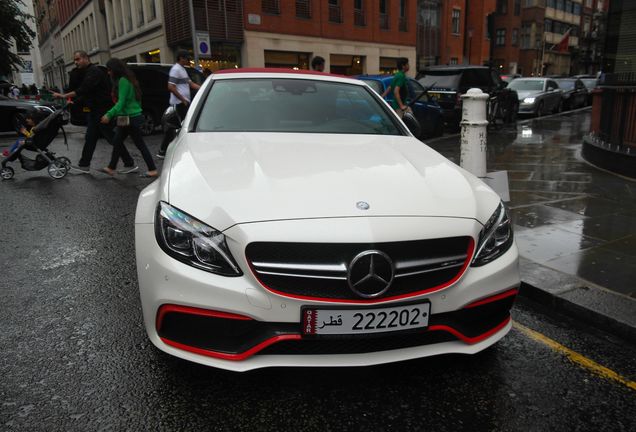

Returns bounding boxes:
[302,302,430,335]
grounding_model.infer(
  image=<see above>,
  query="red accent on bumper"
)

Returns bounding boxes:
[160,334,303,361]
[249,238,476,304]
[428,316,511,344]
[156,304,252,332]
[156,302,510,362]
[464,288,519,309]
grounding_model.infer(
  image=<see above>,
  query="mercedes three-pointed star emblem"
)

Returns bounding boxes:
[347,250,395,298]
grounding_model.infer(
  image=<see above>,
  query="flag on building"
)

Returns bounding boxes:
[551,28,572,52]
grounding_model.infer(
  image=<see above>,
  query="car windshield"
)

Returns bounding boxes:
[581,79,598,89]
[508,80,544,91]
[196,78,402,135]
[418,72,461,89]
[556,80,575,90]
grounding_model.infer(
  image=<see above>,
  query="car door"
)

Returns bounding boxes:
[407,78,442,137]
[546,80,561,110]
[574,79,586,107]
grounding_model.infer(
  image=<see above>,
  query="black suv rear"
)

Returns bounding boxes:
[69,63,204,135]
[127,63,204,135]
[416,66,519,130]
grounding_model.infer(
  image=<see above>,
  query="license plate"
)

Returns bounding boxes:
[302,302,430,336]
[428,92,440,100]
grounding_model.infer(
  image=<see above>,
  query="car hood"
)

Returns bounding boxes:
[166,133,499,231]
[516,90,543,100]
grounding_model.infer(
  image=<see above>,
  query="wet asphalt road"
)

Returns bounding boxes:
[1,117,635,431]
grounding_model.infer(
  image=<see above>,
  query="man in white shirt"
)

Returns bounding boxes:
[157,50,201,158]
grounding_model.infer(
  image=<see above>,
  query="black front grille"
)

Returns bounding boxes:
[246,237,472,300]
[259,331,457,355]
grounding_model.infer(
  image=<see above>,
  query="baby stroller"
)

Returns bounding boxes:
[0,105,71,180]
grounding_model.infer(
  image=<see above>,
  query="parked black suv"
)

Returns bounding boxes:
[69,63,204,135]
[416,66,519,130]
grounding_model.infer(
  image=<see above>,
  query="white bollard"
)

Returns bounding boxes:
[460,88,489,178]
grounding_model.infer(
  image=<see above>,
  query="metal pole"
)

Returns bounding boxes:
[188,0,200,69]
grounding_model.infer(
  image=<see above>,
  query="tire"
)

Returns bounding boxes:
[507,102,518,123]
[1,166,15,180]
[47,160,68,179]
[554,100,563,114]
[536,101,544,117]
[140,111,156,136]
[57,156,72,170]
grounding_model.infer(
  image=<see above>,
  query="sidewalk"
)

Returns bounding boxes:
[428,108,636,343]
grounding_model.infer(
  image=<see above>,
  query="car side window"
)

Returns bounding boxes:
[548,81,557,90]
[407,79,429,103]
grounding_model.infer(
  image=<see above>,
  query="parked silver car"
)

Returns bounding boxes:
[508,78,563,116]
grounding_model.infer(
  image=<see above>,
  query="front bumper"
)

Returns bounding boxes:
[136,217,520,371]
[518,101,538,114]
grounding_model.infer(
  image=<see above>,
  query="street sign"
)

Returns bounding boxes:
[196,32,211,59]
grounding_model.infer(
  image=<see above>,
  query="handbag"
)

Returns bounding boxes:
[116,116,130,127]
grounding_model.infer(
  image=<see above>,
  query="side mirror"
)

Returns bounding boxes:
[161,105,182,131]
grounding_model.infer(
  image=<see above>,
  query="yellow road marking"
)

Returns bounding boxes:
[513,321,636,392]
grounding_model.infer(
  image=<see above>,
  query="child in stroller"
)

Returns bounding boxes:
[0,106,71,180]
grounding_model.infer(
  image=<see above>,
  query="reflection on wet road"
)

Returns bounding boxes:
[428,109,636,298]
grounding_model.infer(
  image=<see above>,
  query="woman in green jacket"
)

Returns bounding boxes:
[100,58,157,177]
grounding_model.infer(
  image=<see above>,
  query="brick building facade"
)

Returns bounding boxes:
[241,0,417,74]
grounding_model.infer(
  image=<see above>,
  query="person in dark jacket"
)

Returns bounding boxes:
[52,50,135,173]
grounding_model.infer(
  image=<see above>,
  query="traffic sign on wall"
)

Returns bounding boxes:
[196,32,211,59]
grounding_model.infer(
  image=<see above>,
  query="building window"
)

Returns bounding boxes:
[496,28,506,46]
[147,0,156,21]
[354,0,365,26]
[512,28,519,45]
[573,3,581,15]
[450,57,458,65]
[399,0,407,31]
[328,0,342,23]
[380,0,389,30]
[520,23,531,49]
[451,9,460,34]
[262,0,280,14]
[514,0,521,15]
[545,19,552,32]
[497,0,507,14]
[547,0,555,7]
[136,0,144,26]
[296,0,311,19]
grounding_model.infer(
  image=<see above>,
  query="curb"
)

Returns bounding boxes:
[518,258,636,344]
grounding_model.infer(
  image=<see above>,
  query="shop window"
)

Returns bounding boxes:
[329,54,364,75]
[265,50,310,70]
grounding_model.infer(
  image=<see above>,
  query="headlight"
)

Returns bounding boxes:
[523,97,535,104]
[155,202,242,276]
[472,202,514,267]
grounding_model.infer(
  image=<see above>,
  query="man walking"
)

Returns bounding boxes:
[53,50,136,173]
[389,58,411,118]
[157,50,201,159]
